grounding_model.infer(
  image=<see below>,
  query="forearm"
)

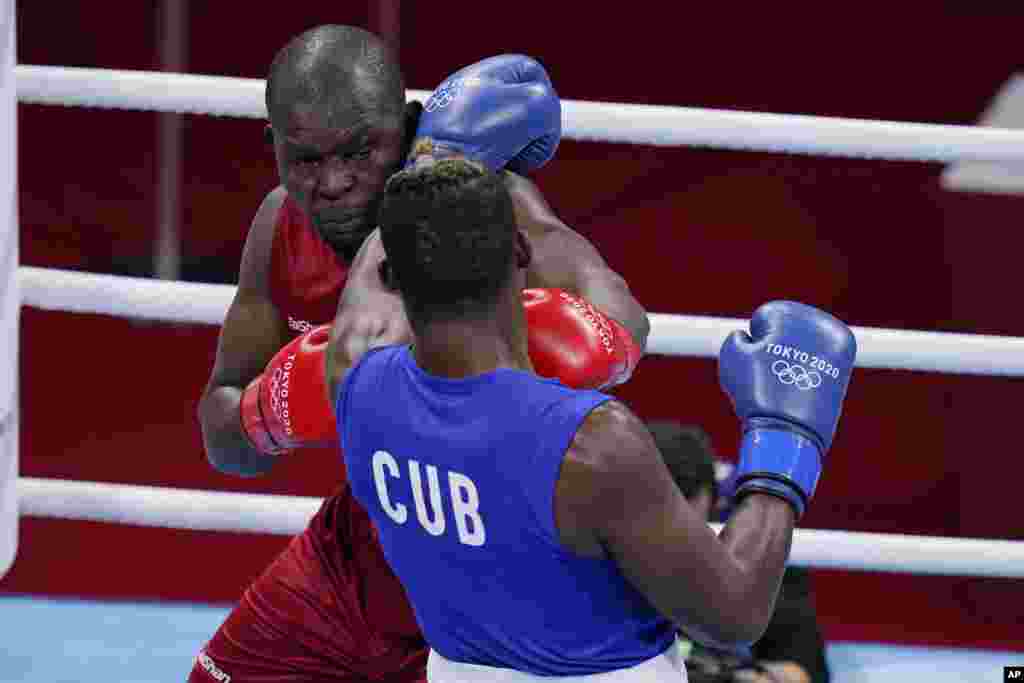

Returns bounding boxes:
[508,174,650,351]
[572,266,650,351]
[198,385,278,477]
[714,494,796,642]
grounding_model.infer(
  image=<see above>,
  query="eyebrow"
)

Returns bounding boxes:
[284,141,322,157]
[284,126,372,155]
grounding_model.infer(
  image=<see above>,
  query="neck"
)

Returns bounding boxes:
[412,312,532,379]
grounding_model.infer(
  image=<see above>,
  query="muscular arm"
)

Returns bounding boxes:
[325,229,412,408]
[506,173,650,351]
[198,187,290,477]
[556,401,795,645]
[324,173,648,404]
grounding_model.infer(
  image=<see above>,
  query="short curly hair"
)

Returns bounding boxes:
[378,160,518,329]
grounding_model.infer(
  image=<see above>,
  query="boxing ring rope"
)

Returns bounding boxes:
[16,67,1024,581]
[19,266,1024,377]
[18,476,1024,579]
[17,266,1024,578]
[18,64,1024,162]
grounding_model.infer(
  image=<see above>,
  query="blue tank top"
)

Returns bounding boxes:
[337,345,675,676]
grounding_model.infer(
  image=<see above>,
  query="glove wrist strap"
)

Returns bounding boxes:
[734,425,822,518]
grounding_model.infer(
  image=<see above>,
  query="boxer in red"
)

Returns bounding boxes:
[193,25,648,683]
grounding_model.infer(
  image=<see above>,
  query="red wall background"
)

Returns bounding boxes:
[5,4,1022,652]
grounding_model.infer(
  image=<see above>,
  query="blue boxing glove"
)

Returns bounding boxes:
[719,301,857,517]
[409,54,561,173]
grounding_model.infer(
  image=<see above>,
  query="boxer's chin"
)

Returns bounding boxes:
[312,211,376,263]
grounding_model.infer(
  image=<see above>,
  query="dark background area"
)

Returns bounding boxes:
[5,4,1023,651]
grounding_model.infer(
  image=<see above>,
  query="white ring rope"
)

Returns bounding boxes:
[19,478,319,537]
[19,266,1024,376]
[18,65,1024,162]
[18,67,1024,582]
[18,477,1024,578]
[20,267,232,325]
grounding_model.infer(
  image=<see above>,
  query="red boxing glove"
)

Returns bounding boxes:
[240,325,339,455]
[523,289,642,390]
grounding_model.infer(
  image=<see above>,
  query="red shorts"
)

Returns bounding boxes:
[189,487,428,683]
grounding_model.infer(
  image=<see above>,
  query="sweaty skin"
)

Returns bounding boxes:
[506,173,648,350]
[198,186,290,476]
[326,196,792,648]
[198,98,407,475]
[200,162,648,476]
[273,106,406,261]
[326,171,650,394]
[556,400,795,645]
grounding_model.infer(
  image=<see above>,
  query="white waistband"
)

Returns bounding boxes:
[427,643,686,683]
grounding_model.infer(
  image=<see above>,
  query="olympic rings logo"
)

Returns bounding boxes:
[268,355,295,435]
[425,87,456,112]
[424,77,482,112]
[771,360,822,391]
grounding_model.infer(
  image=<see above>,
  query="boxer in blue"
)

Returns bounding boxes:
[319,157,857,681]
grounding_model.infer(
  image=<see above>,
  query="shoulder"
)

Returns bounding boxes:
[504,172,562,239]
[238,186,289,295]
[570,400,654,461]
[564,400,660,493]
[252,185,289,238]
[555,400,665,553]
[503,173,611,275]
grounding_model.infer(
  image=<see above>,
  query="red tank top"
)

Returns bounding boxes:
[263,193,425,645]
[268,194,349,334]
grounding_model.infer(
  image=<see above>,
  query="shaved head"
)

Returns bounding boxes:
[266,25,405,130]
